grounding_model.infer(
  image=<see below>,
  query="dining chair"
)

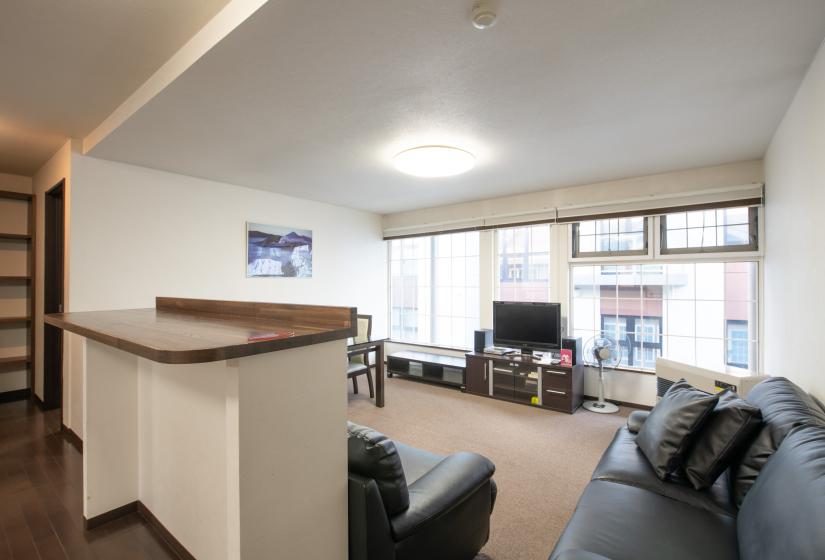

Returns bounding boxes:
[347,314,374,398]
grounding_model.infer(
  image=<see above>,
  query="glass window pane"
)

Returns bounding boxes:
[722,207,749,225]
[574,217,647,256]
[390,232,479,348]
[666,229,687,249]
[667,213,687,230]
[687,228,704,247]
[531,225,550,252]
[696,262,725,300]
[687,211,705,229]
[696,338,725,370]
[721,224,749,246]
[695,300,725,339]
[619,232,644,251]
[663,206,756,253]
[495,225,551,303]
[570,260,757,372]
[578,221,595,235]
[579,235,596,253]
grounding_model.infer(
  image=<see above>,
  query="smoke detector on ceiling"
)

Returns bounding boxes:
[471,1,498,30]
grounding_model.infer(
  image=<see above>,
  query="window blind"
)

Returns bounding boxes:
[382,183,763,240]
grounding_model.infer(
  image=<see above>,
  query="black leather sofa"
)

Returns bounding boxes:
[549,377,825,560]
[347,422,497,560]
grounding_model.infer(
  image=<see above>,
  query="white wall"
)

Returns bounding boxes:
[764,38,825,401]
[65,154,387,437]
[0,172,32,194]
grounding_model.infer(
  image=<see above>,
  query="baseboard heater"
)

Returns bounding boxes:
[655,358,767,399]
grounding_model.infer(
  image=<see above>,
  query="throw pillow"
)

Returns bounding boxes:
[682,390,763,490]
[636,379,719,480]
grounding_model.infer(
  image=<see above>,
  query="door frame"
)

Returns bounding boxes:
[43,179,65,413]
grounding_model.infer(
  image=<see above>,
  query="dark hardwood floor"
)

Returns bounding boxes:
[0,400,178,559]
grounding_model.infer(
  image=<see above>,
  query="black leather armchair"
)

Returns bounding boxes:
[347,422,497,560]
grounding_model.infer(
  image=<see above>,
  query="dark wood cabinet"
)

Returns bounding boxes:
[465,355,488,395]
[465,352,584,414]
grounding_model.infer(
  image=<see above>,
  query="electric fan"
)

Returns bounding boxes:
[582,333,623,414]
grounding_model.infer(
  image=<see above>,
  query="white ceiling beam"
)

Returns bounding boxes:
[83,0,270,154]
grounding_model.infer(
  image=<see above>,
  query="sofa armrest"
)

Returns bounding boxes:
[390,452,495,541]
[626,410,650,433]
[348,473,395,560]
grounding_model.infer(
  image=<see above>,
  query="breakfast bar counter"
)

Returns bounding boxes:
[46,297,356,560]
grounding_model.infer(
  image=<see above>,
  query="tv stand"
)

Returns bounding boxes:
[464,339,583,414]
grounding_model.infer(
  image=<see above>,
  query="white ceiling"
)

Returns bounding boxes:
[0,0,231,175]
[83,1,825,213]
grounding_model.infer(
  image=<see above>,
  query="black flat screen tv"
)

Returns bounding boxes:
[493,301,561,352]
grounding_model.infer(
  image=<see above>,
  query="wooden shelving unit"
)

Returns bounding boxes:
[0,275,32,283]
[0,355,31,367]
[0,189,35,402]
[0,316,31,325]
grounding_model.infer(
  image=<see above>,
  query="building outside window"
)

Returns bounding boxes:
[571,262,758,371]
[389,232,480,348]
[496,224,551,302]
[726,320,750,368]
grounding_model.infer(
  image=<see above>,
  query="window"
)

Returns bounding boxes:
[572,217,648,258]
[661,206,758,254]
[726,320,749,369]
[390,232,480,348]
[495,224,551,302]
[571,262,758,371]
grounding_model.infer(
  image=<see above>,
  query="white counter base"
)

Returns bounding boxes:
[83,338,348,560]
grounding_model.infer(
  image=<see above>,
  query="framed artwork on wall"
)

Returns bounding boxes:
[246,222,313,278]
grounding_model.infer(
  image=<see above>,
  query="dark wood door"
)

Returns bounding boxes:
[465,356,488,395]
[43,180,64,410]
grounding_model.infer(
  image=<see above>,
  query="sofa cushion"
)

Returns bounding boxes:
[626,410,650,433]
[347,422,410,516]
[731,377,825,505]
[682,390,763,490]
[592,427,735,517]
[549,480,738,560]
[737,425,825,560]
[636,380,719,480]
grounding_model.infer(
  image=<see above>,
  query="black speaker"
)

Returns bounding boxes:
[561,337,582,365]
[474,329,493,353]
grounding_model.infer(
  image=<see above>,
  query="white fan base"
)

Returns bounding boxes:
[583,400,620,414]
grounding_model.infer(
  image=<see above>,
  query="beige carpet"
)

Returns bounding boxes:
[347,376,632,560]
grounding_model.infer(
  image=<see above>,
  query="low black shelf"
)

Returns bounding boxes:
[387,350,466,389]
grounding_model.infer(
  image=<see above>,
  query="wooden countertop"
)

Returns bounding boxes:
[45,297,357,364]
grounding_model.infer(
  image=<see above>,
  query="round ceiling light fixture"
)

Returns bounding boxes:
[393,146,476,178]
[471,1,498,30]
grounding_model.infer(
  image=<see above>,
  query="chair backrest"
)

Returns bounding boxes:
[355,314,372,344]
[347,422,410,516]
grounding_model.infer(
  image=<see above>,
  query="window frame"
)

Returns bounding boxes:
[571,217,650,259]
[568,260,761,374]
[659,206,759,255]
